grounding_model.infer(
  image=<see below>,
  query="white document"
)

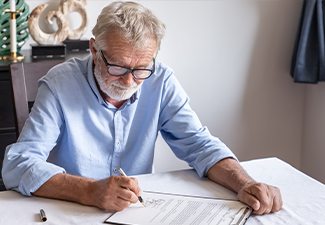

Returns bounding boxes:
[105,191,252,225]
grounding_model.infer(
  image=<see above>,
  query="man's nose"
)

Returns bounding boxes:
[121,72,135,87]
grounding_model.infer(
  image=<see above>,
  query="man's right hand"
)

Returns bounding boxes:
[32,173,142,212]
[89,175,142,211]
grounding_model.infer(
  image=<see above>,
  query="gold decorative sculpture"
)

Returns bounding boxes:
[28,4,69,45]
[58,0,88,40]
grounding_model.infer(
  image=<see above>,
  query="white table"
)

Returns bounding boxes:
[1,157,324,225]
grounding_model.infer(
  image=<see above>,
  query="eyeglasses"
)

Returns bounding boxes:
[99,50,155,80]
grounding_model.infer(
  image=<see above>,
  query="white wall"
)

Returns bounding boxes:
[301,85,325,184]
[149,0,305,173]
[23,1,308,175]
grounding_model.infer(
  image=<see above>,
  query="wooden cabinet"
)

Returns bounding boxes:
[0,50,90,191]
[0,80,16,130]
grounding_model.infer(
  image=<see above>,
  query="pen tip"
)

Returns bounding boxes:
[138,196,146,207]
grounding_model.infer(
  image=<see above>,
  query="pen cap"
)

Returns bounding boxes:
[40,209,47,222]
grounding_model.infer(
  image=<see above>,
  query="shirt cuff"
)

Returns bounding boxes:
[194,151,238,178]
[19,161,66,196]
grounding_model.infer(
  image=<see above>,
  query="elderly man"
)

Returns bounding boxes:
[2,1,282,214]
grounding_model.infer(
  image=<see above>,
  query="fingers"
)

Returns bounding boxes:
[113,197,132,211]
[119,177,142,197]
[237,183,283,215]
[250,183,271,214]
[92,176,142,211]
[271,186,283,212]
[117,185,139,204]
[238,188,260,211]
[113,176,140,203]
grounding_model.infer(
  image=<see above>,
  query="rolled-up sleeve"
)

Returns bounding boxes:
[2,82,66,196]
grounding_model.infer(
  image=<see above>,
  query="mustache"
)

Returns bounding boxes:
[111,80,137,90]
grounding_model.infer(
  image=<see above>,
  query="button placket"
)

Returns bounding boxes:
[112,109,122,174]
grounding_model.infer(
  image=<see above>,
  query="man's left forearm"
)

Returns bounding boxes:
[207,157,283,214]
[207,158,255,193]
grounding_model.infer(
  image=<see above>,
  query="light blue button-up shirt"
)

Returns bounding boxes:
[2,55,236,196]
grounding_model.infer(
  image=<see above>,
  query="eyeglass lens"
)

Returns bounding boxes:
[108,66,152,78]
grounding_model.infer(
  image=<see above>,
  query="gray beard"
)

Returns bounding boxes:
[94,56,142,102]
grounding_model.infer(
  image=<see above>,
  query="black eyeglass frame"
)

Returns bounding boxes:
[99,50,155,80]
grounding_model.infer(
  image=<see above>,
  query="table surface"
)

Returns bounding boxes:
[1,157,324,225]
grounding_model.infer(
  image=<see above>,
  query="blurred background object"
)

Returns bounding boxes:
[0,0,29,56]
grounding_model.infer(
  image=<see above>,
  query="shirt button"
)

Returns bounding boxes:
[114,168,118,172]
[117,141,120,145]
[116,111,120,115]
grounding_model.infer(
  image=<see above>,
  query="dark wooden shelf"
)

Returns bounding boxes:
[0,49,90,68]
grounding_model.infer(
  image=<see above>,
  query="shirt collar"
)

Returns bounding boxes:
[130,84,141,103]
[86,55,106,105]
[87,55,142,107]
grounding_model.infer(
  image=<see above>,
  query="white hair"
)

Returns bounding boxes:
[92,1,166,55]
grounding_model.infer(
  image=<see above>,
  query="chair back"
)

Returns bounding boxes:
[10,61,61,134]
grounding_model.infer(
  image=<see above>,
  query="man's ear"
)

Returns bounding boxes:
[89,38,98,62]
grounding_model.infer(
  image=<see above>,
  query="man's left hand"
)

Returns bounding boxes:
[207,158,283,215]
[237,182,283,214]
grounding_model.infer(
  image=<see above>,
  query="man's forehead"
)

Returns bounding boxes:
[101,37,156,66]
[103,33,156,51]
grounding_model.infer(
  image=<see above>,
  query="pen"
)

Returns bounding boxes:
[118,168,146,207]
[40,209,47,222]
